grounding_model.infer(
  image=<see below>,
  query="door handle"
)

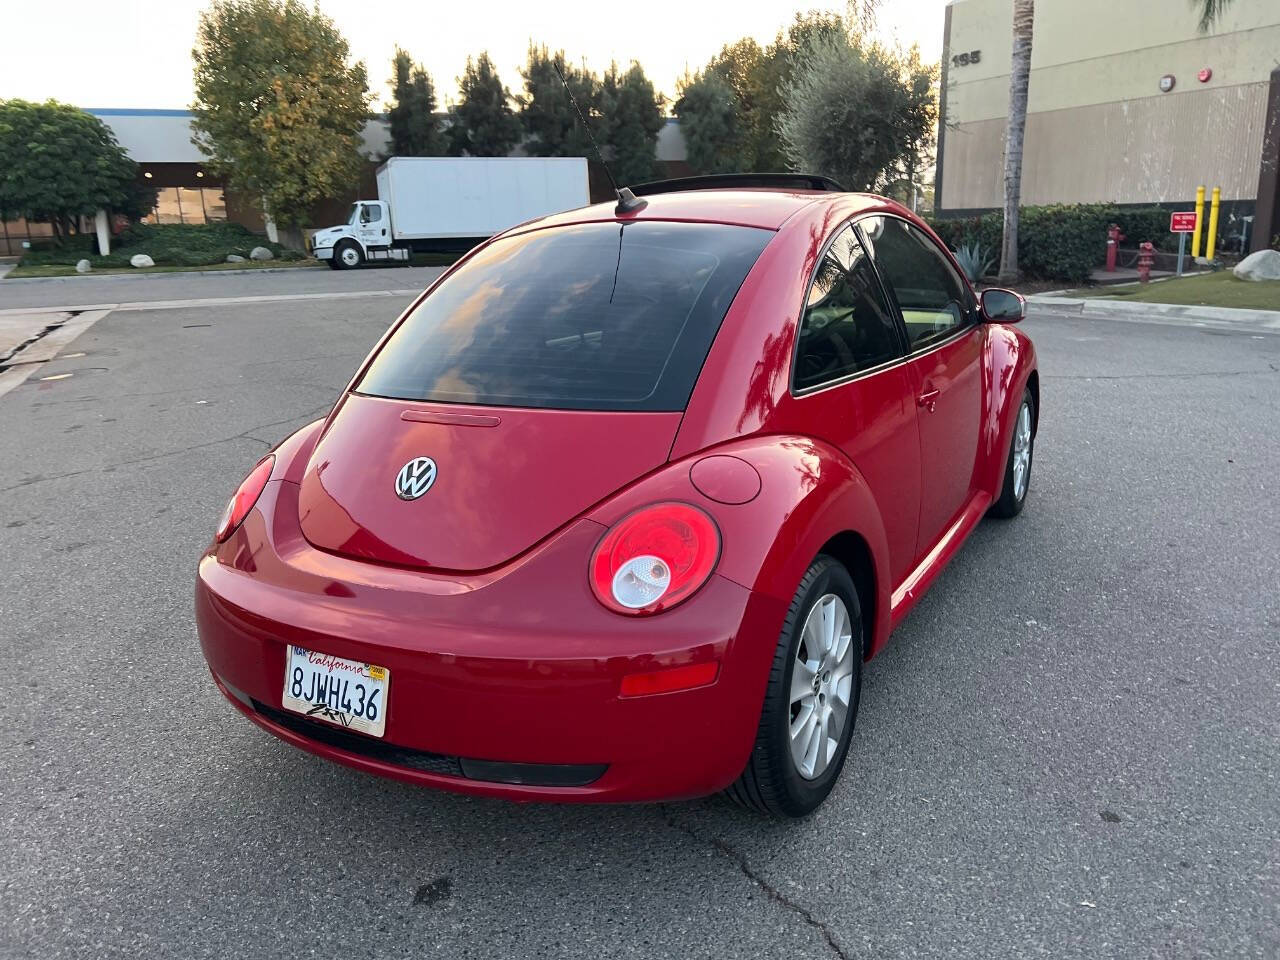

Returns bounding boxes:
[916,388,940,412]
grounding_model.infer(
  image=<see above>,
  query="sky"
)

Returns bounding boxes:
[0,0,950,112]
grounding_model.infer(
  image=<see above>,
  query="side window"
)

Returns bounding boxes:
[860,216,970,351]
[361,204,382,224]
[793,226,903,392]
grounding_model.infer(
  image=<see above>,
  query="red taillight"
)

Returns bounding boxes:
[590,502,721,615]
[215,456,275,543]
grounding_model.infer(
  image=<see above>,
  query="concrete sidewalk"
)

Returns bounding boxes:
[1029,293,1280,332]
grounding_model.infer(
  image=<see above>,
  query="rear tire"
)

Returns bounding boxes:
[726,555,862,818]
[990,388,1035,518]
[333,240,363,270]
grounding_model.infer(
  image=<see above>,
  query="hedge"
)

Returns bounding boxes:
[926,204,1184,284]
[19,222,289,269]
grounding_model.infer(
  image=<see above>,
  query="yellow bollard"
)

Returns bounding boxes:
[1191,185,1205,258]
[1205,186,1221,261]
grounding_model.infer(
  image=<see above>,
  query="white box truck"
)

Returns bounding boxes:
[310,156,591,269]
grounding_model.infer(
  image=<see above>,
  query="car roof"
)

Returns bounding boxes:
[520,189,887,233]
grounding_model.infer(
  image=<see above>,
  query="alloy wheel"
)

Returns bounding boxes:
[788,593,856,780]
[1012,402,1032,501]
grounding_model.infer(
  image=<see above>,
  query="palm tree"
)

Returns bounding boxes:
[997,0,1231,283]
[997,0,1034,283]
[1194,0,1233,32]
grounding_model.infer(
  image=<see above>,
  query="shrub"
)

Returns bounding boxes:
[18,221,285,269]
[951,241,995,282]
[927,203,1181,284]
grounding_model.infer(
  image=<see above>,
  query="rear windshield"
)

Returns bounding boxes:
[356,220,772,411]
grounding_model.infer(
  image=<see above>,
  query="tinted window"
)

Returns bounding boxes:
[357,221,771,411]
[793,226,903,391]
[860,216,970,350]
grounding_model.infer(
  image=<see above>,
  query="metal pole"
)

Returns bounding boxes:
[1177,231,1186,276]
[1191,185,1205,258]
[1206,186,1221,261]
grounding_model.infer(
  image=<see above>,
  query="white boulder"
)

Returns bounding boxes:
[130,254,154,268]
[1232,249,1280,282]
[75,259,92,274]
[225,254,246,263]
[249,246,274,261]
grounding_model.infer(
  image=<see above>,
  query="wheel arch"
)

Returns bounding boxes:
[815,531,877,660]
[1026,368,1040,436]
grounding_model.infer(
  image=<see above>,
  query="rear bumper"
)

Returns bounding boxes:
[195,480,787,802]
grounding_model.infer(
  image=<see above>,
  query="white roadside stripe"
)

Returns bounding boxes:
[0,288,423,318]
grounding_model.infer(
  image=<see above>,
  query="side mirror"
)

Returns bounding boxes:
[980,288,1026,324]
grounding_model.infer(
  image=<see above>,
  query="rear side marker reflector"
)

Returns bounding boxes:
[619,661,719,698]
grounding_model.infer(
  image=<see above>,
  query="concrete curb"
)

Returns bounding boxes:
[0,264,329,284]
[1028,294,1280,329]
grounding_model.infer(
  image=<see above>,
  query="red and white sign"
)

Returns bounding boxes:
[1170,212,1198,232]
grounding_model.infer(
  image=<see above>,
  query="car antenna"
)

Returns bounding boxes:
[552,60,647,216]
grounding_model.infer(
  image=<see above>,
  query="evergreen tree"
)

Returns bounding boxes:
[387,47,443,156]
[673,71,750,175]
[519,45,599,158]
[447,53,522,157]
[600,62,664,186]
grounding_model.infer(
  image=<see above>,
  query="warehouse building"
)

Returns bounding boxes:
[936,0,1280,252]
[1,110,691,255]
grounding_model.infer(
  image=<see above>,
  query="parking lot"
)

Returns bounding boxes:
[2,269,1277,958]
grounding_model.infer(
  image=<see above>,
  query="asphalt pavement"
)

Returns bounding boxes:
[1,272,1277,959]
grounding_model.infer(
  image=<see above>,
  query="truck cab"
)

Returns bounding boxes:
[310,201,410,269]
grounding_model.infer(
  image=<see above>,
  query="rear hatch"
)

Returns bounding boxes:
[298,398,681,571]
[298,218,772,572]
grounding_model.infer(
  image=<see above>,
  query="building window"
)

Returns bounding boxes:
[144,187,227,225]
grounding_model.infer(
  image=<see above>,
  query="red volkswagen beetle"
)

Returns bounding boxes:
[197,176,1038,818]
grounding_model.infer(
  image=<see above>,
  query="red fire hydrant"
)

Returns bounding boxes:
[1137,241,1155,283]
[1105,223,1126,272]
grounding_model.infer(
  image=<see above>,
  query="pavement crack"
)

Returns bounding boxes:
[0,404,330,493]
[0,311,78,368]
[662,810,851,960]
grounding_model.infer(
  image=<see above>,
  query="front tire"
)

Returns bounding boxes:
[990,388,1035,518]
[727,555,863,818]
[333,240,363,270]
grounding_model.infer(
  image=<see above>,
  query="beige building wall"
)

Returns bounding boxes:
[938,0,1280,210]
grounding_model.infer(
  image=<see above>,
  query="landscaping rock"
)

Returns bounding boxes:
[1233,249,1280,282]
[75,259,92,274]
[249,246,274,262]
[225,254,246,263]
[130,254,155,268]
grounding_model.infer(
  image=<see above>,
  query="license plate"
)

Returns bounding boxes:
[281,645,390,738]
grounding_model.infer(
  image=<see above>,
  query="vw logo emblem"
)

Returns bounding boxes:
[394,457,437,500]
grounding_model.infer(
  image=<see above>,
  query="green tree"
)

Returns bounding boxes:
[518,45,599,158]
[775,34,937,192]
[674,71,751,175]
[387,47,443,156]
[0,99,154,240]
[704,12,852,172]
[190,0,371,229]
[600,62,665,185]
[448,53,523,157]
